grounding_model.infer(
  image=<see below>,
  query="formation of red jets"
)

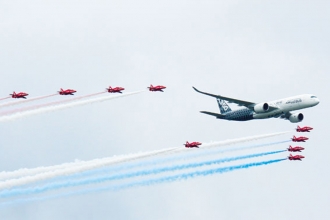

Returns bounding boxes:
[106,86,125,93]
[288,126,313,161]
[5,85,167,99]
[287,146,305,152]
[4,88,314,164]
[184,141,202,148]
[183,126,313,161]
[148,85,166,92]
[288,154,305,161]
[292,136,309,142]
[10,92,29,99]
[296,126,313,132]
[58,88,76,95]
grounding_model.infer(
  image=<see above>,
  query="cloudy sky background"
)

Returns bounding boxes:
[0,1,329,219]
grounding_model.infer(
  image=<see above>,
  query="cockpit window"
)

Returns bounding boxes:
[311,96,317,98]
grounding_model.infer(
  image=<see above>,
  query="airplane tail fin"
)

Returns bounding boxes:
[216,98,232,114]
[200,111,226,119]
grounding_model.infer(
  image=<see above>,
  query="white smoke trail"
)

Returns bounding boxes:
[171,130,292,153]
[0,158,285,206]
[0,147,177,190]
[72,140,289,179]
[0,94,58,110]
[0,131,291,189]
[0,150,286,198]
[0,147,176,181]
[0,91,144,122]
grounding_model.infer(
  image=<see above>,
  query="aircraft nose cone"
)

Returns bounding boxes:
[315,98,320,105]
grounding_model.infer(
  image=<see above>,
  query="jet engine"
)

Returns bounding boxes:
[253,103,269,113]
[289,113,304,123]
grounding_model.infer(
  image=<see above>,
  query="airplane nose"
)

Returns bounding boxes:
[315,98,320,105]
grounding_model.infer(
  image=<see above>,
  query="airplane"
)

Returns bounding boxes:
[292,136,309,142]
[106,86,125,93]
[287,146,305,152]
[192,87,319,123]
[288,154,305,161]
[296,126,313,132]
[184,141,202,148]
[58,88,76,95]
[148,85,166,92]
[10,91,29,99]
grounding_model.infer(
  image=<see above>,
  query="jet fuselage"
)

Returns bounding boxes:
[221,94,319,121]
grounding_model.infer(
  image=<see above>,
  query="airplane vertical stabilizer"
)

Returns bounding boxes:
[217,98,232,114]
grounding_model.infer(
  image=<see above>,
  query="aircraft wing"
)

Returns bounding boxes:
[193,87,256,108]
[193,87,279,111]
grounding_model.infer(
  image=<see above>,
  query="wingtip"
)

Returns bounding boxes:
[192,86,199,92]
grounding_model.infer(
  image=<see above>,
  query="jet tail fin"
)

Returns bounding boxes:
[216,98,232,114]
[200,111,226,119]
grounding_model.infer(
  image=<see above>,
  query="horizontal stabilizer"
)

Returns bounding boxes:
[200,111,226,119]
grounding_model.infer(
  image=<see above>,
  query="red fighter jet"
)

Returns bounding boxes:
[148,85,166,92]
[106,86,125,93]
[287,146,305,152]
[296,126,313,132]
[184,141,202,148]
[10,91,29,99]
[288,154,305,161]
[58,88,76,95]
[292,136,309,142]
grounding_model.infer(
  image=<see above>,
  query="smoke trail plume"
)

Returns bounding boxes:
[0,91,107,116]
[0,159,285,206]
[0,94,58,110]
[0,91,144,122]
[0,132,290,182]
[0,150,285,197]
[70,140,289,179]
[0,97,10,101]
[0,146,177,190]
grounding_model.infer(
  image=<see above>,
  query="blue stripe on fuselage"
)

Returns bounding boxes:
[223,108,254,121]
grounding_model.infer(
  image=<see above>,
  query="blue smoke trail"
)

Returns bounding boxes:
[0,158,286,207]
[62,140,290,180]
[0,150,285,198]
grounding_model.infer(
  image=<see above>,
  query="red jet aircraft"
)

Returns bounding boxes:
[106,86,125,93]
[292,136,309,142]
[58,88,76,95]
[10,92,29,99]
[287,146,305,152]
[288,154,305,161]
[148,85,166,92]
[184,141,202,148]
[296,126,313,132]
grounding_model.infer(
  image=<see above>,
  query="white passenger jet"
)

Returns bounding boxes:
[193,87,319,123]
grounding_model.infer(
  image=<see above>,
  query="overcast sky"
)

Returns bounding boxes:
[0,1,329,219]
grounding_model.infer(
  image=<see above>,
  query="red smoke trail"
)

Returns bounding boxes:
[0,91,106,116]
[0,94,58,109]
[0,97,10,101]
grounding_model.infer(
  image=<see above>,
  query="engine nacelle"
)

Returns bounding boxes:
[289,113,304,123]
[253,103,269,113]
